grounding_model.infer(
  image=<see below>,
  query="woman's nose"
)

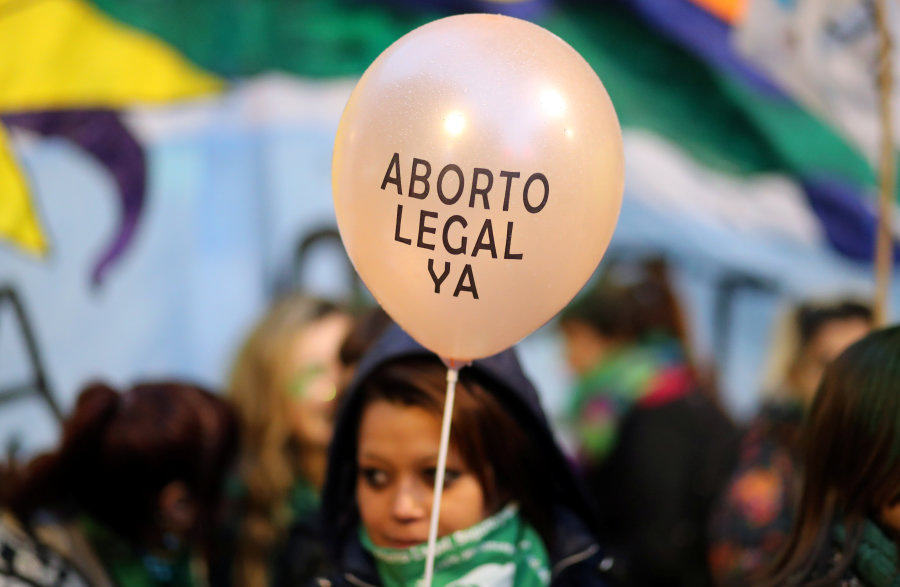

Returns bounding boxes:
[390,479,428,522]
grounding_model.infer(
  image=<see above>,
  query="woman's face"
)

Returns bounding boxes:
[356,400,487,549]
[561,320,616,377]
[793,317,872,405]
[285,313,352,449]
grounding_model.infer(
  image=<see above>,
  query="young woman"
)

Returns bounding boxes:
[314,323,615,587]
[765,325,900,586]
[225,294,351,585]
[559,256,737,585]
[274,304,392,586]
[708,299,872,585]
[1,380,238,586]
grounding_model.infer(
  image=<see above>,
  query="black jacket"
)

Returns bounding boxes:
[311,324,619,587]
[586,390,738,586]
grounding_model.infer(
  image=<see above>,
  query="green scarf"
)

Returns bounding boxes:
[834,520,900,587]
[567,337,690,461]
[288,474,320,522]
[360,504,550,587]
[80,516,198,587]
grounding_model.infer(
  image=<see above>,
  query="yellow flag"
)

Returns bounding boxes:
[0,124,47,256]
[0,0,222,110]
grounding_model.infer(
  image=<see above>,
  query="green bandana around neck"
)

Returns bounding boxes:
[834,520,900,587]
[79,515,196,587]
[360,503,550,587]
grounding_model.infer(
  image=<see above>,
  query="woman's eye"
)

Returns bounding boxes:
[423,467,462,488]
[360,467,389,489]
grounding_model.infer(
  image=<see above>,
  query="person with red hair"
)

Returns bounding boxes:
[0,380,238,586]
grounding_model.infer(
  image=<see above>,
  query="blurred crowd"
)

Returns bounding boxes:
[3,257,897,587]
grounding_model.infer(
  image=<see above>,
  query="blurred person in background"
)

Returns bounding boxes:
[708,299,873,585]
[764,325,900,586]
[313,323,615,586]
[224,294,351,586]
[0,380,238,586]
[274,303,392,586]
[559,256,738,586]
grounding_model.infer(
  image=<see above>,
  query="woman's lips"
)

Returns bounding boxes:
[384,537,426,549]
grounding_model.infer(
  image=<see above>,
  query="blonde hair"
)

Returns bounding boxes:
[228,294,343,586]
[760,301,801,398]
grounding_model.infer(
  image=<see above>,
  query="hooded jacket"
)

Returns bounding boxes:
[313,323,619,587]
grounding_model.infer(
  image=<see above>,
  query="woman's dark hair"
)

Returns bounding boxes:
[355,356,556,544]
[338,306,393,371]
[795,300,873,348]
[7,381,238,555]
[561,256,689,346]
[766,326,900,585]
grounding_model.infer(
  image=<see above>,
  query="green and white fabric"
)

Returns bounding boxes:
[360,504,550,587]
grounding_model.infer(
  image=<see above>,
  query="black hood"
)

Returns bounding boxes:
[320,323,602,580]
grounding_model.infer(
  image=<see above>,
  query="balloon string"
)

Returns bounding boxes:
[423,365,459,587]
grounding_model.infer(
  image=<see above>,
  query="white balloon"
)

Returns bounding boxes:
[333,13,624,361]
